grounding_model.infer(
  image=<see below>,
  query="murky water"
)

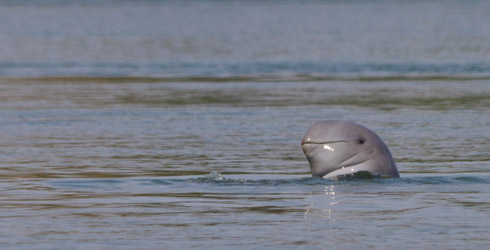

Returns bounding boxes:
[1,1,490,249]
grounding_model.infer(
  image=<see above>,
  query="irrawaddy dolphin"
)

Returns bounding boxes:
[301,120,399,178]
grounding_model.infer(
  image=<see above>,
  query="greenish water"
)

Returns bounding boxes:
[1,0,490,249]
[1,78,489,249]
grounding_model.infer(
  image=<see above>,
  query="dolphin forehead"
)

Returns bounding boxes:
[302,120,374,144]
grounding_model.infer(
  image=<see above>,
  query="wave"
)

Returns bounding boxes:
[4,74,490,83]
[3,62,490,82]
[47,172,490,190]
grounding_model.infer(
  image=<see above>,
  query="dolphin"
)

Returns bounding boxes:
[301,120,399,178]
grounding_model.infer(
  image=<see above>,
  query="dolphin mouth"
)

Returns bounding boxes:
[301,140,348,146]
[301,140,348,156]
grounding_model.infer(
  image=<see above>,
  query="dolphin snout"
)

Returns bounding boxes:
[301,139,307,146]
[301,136,314,146]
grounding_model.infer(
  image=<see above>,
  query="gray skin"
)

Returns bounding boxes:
[301,120,399,178]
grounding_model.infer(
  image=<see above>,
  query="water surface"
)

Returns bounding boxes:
[1,0,489,249]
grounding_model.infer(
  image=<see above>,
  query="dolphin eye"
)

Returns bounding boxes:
[357,137,365,144]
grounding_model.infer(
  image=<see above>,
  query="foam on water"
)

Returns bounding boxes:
[45,172,490,191]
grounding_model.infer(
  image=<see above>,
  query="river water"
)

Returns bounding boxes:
[1,0,489,249]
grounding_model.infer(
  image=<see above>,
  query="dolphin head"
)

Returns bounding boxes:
[301,120,399,178]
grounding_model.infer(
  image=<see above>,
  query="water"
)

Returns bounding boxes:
[1,0,489,249]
